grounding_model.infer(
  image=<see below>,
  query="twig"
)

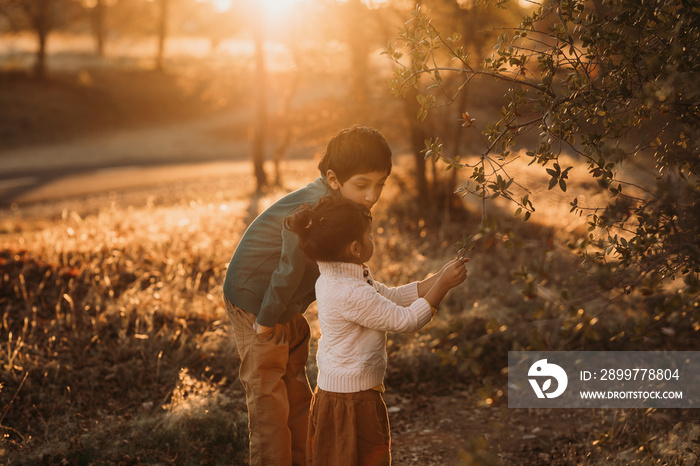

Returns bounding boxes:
[0,371,29,427]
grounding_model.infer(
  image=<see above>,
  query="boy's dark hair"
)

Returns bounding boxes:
[318,126,392,184]
[285,197,372,262]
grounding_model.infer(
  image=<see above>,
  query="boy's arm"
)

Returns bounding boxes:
[256,226,310,329]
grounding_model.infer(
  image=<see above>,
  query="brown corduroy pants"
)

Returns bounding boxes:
[306,386,391,466]
[226,298,312,466]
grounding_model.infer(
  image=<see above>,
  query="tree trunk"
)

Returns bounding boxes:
[271,48,302,188]
[155,0,169,71]
[404,85,428,201]
[401,0,428,201]
[346,0,369,103]
[35,23,48,79]
[30,0,51,80]
[92,0,106,57]
[251,10,268,192]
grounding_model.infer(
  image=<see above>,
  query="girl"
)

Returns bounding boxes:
[285,197,468,466]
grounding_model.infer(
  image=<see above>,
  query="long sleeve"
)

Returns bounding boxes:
[373,280,420,307]
[344,286,433,334]
[257,226,313,327]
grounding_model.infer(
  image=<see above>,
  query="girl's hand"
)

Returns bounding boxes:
[423,257,469,309]
[437,257,468,289]
[418,257,469,304]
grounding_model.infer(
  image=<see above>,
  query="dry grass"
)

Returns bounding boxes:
[0,171,258,463]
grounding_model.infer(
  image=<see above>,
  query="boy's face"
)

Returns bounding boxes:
[326,170,389,210]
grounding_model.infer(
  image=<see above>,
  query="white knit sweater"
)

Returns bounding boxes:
[315,261,434,393]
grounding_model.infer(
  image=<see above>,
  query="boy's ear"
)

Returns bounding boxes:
[325,169,341,190]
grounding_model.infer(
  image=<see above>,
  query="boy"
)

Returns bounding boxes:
[223,126,393,466]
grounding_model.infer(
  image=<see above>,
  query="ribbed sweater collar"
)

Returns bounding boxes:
[317,261,367,280]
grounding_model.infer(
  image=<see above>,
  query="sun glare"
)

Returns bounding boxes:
[260,0,306,27]
[210,0,232,12]
[205,0,389,16]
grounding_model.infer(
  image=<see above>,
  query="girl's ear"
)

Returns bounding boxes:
[326,169,341,190]
[346,240,362,263]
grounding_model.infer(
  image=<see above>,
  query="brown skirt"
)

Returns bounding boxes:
[306,386,391,466]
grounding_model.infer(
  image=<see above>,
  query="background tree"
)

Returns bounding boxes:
[386,0,699,314]
[89,0,106,56]
[346,0,370,103]
[381,0,523,206]
[251,2,268,192]
[154,0,168,71]
[0,0,83,78]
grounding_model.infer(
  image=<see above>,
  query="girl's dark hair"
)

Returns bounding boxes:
[285,197,372,262]
[317,126,392,183]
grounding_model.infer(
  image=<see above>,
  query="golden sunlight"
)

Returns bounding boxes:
[260,0,307,27]
[208,0,232,12]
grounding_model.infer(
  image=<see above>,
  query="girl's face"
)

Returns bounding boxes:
[354,223,374,264]
[327,170,388,210]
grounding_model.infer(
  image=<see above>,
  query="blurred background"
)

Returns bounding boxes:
[0,0,527,205]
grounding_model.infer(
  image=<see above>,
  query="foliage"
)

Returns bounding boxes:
[384,0,700,301]
[374,169,699,464]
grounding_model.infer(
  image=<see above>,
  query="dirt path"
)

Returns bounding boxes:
[0,107,253,205]
[388,391,603,465]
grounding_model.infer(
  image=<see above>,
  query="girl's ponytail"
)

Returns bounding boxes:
[285,197,371,262]
[284,205,314,240]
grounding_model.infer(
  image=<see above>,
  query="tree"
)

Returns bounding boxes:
[0,0,81,78]
[386,1,699,301]
[90,0,106,56]
[346,0,371,103]
[380,0,523,205]
[154,0,169,71]
[251,1,268,192]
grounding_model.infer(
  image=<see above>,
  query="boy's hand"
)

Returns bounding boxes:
[253,322,274,335]
[437,257,468,289]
